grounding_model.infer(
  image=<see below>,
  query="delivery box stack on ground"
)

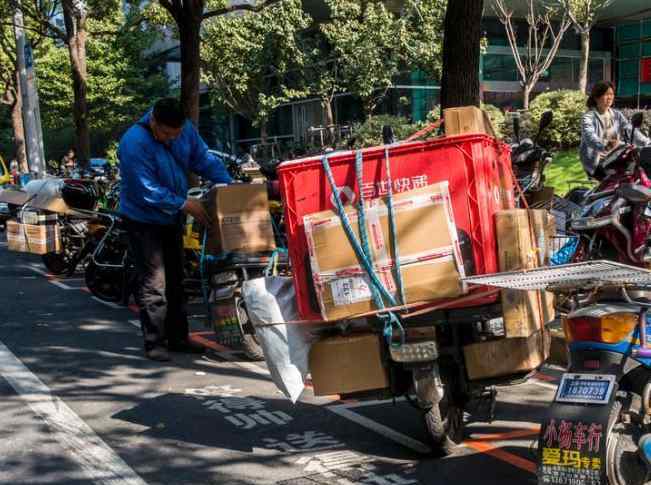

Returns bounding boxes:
[6,209,60,255]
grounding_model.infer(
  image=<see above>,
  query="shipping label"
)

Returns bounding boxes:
[331,277,373,306]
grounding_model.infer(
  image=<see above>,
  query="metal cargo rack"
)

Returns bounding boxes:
[462,260,651,292]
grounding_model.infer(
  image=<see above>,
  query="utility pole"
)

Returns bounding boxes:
[14,0,46,179]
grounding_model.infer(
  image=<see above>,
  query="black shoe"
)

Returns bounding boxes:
[145,346,171,362]
[168,339,205,354]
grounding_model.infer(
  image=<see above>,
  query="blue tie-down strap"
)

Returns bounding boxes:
[264,247,288,277]
[550,236,579,266]
[321,152,405,347]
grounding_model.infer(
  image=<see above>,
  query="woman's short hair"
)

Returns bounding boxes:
[587,81,616,109]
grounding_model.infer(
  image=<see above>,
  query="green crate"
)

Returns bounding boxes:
[642,83,651,96]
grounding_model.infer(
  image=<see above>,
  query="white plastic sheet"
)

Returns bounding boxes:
[242,276,313,403]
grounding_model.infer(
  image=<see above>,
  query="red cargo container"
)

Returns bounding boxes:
[278,133,514,320]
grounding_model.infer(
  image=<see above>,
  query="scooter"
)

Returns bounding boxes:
[510,110,554,202]
[463,262,651,485]
[567,113,651,266]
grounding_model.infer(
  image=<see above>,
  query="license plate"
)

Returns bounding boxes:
[555,373,616,404]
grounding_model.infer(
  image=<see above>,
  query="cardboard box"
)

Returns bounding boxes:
[6,219,60,255]
[529,210,557,324]
[496,209,544,338]
[463,329,550,380]
[304,183,466,321]
[444,106,497,138]
[309,333,389,396]
[6,220,27,252]
[204,184,276,254]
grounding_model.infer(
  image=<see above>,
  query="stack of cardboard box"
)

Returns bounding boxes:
[463,209,556,380]
[7,210,60,255]
[303,182,466,321]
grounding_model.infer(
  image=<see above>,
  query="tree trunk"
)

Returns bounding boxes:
[578,30,590,94]
[523,83,533,110]
[10,91,27,173]
[9,74,28,173]
[440,0,484,109]
[260,123,268,144]
[62,3,91,168]
[322,97,335,144]
[179,15,202,125]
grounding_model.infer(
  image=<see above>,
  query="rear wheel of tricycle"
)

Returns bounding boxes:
[424,390,465,456]
[42,251,75,275]
[235,296,265,361]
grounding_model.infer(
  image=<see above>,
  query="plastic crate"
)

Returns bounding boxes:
[278,134,514,320]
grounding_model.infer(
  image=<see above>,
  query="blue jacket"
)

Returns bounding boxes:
[118,111,232,225]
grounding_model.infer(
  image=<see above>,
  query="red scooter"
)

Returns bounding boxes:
[568,113,651,266]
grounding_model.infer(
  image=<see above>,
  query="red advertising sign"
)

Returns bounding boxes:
[642,58,651,83]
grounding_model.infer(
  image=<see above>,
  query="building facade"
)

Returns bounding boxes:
[148,0,651,155]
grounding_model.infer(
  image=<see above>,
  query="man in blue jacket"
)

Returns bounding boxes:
[119,98,232,361]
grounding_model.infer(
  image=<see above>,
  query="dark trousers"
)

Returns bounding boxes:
[126,219,188,350]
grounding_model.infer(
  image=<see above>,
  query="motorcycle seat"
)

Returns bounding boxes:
[618,184,651,204]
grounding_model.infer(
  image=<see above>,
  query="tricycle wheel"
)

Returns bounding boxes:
[42,251,75,275]
[606,400,647,485]
[235,296,265,361]
[424,394,465,456]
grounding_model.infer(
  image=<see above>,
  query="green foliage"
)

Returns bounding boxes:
[321,0,403,118]
[400,0,447,81]
[34,14,169,158]
[105,140,119,166]
[481,103,505,139]
[528,90,587,148]
[201,0,312,132]
[348,115,424,149]
[545,149,594,195]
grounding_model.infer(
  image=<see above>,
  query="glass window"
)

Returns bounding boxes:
[483,54,519,82]
[549,57,574,84]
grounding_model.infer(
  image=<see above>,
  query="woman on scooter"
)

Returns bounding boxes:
[580,80,650,178]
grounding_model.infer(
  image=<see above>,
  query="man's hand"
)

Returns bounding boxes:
[182,198,211,227]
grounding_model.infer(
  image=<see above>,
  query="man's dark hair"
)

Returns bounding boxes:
[587,81,616,109]
[153,97,186,128]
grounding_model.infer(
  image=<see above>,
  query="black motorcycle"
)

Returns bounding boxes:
[510,110,554,203]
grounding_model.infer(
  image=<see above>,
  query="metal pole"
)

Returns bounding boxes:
[13,0,46,179]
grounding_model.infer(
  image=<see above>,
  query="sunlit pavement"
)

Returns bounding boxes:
[0,240,557,485]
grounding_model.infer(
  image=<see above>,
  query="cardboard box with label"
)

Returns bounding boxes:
[304,182,466,321]
[203,184,276,254]
[309,333,389,396]
[444,106,497,138]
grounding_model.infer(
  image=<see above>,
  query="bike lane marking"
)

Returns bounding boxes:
[21,260,544,477]
[462,428,539,474]
[0,339,148,485]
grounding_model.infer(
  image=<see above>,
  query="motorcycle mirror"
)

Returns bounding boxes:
[539,111,554,131]
[632,112,644,129]
[382,125,396,145]
[512,113,521,143]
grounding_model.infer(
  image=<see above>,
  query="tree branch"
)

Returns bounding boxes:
[203,0,284,20]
